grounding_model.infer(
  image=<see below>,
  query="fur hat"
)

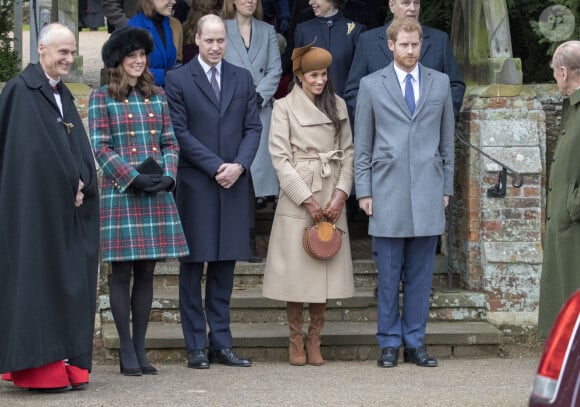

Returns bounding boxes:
[291,39,332,75]
[102,27,154,69]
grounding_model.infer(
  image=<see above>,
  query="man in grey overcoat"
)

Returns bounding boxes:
[354,18,454,368]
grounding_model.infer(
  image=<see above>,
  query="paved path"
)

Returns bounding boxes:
[1,358,538,406]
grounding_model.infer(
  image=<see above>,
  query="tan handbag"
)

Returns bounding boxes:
[303,221,344,260]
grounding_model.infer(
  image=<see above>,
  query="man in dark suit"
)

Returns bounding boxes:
[344,0,465,118]
[354,17,455,369]
[165,14,261,369]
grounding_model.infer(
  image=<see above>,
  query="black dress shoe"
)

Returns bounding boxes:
[187,349,209,369]
[248,255,263,263]
[72,382,89,391]
[209,348,252,367]
[403,346,438,367]
[377,347,399,368]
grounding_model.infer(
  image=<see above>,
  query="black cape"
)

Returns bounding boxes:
[0,64,100,373]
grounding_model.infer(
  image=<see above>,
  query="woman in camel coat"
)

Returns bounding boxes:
[263,43,354,366]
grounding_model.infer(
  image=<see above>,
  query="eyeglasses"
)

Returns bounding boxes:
[399,0,420,7]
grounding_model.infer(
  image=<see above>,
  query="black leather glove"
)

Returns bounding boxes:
[143,176,174,194]
[279,19,290,35]
[256,93,264,109]
[131,174,161,192]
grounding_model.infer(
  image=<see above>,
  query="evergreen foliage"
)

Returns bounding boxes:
[0,0,19,82]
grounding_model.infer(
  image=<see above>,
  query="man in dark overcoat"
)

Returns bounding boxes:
[0,24,99,390]
[344,0,465,118]
[538,40,580,340]
[166,14,261,369]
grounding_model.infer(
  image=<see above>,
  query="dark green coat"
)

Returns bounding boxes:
[538,89,580,339]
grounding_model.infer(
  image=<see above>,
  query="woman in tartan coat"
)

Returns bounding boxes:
[89,27,189,376]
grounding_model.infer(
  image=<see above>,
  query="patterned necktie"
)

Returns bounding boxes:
[405,73,415,114]
[210,67,220,102]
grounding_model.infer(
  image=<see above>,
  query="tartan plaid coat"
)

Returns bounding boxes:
[89,86,189,261]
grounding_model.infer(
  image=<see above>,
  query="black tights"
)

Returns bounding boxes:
[110,260,156,369]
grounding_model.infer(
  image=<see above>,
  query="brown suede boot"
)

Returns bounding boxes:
[286,302,306,366]
[306,302,326,365]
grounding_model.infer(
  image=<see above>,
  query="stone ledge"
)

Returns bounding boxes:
[479,119,541,147]
[483,242,543,264]
[153,256,450,276]
[102,321,502,351]
[482,146,542,174]
[98,287,488,313]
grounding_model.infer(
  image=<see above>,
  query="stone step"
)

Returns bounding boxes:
[145,256,456,290]
[101,321,503,362]
[98,287,487,324]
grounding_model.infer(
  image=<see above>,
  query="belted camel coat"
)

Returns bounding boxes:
[263,85,354,303]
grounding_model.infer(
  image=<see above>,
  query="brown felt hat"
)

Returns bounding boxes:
[291,40,332,75]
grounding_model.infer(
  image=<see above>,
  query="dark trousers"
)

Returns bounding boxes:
[179,261,235,351]
[373,235,438,349]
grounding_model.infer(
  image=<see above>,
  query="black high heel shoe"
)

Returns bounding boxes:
[139,362,158,375]
[119,355,142,376]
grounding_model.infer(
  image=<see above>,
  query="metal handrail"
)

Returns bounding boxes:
[455,128,524,196]
[445,127,524,291]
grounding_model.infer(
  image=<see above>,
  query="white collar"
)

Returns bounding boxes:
[393,63,419,86]
[197,56,222,76]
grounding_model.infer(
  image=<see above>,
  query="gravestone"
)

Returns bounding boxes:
[29,0,83,81]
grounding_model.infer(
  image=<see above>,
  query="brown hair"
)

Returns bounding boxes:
[107,58,158,101]
[183,0,219,45]
[137,0,158,18]
[293,73,341,132]
[221,0,263,20]
[387,17,422,42]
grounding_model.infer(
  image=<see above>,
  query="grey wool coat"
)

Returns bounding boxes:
[262,85,355,303]
[224,18,282,197]
[354,63,455,238]
[538,89,580,339]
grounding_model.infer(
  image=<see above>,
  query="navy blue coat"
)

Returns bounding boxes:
[295,11,365,97]
[344,22,465,117]
[165,58,261,262]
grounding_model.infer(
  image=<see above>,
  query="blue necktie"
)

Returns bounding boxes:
[210,67,220,102]
[405,73,415,114]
